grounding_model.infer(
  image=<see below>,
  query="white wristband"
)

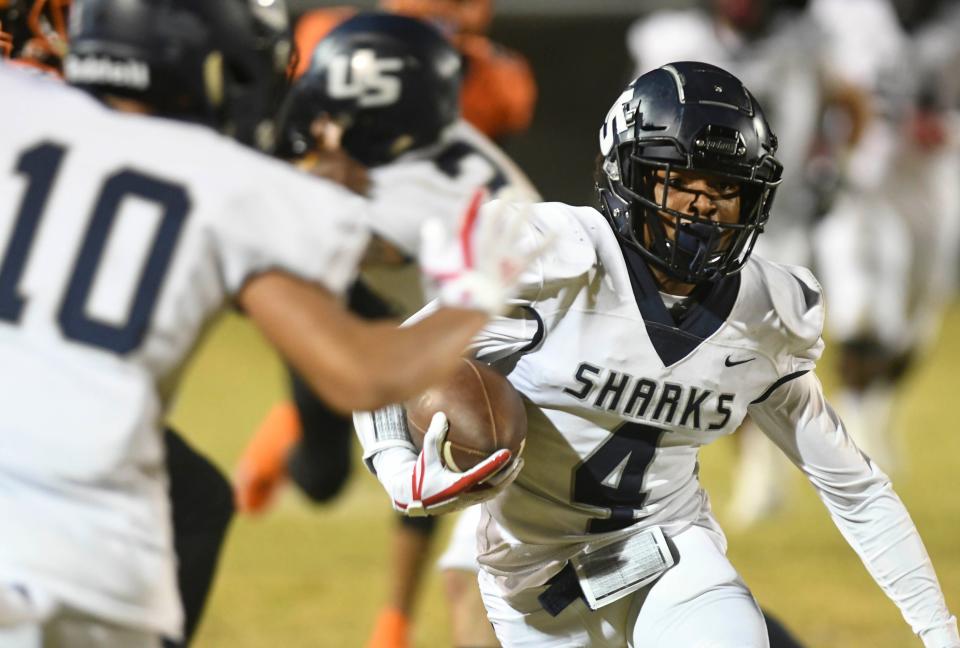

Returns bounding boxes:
[921,617,960,648]
[353,409,416,474]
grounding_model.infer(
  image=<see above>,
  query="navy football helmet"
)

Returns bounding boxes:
[64,0,292,152]
[596,61,782,284]
[278,12,461,165]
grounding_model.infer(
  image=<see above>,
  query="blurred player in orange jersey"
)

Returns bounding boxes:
[291,0,537,141]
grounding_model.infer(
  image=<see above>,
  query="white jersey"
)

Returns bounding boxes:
[466,202,955,639]
[361,119,539,317]
[0,67,369,637]
[810,0,960,353]
[627,9,825,266]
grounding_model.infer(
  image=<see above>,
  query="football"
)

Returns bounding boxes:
[404,358,527,472]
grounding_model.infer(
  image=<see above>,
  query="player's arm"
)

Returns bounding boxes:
[242,193,543,416]
[353,203,548,516]
[353,294,542,517]
[748,373,959,648]
[240,273,485,414]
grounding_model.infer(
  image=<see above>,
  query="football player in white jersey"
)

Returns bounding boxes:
[1,4,247,645]
[357,62,960,647]
[231,14,539,648]
[810,0,960,476]
[628,0,833,531]
[0,0,537,644]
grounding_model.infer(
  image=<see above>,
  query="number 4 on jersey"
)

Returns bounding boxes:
[573,422,664,533]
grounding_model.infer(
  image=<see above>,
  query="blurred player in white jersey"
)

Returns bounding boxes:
[2,4,253,644]
[628,0,865,530]
[357,62,959,647]
[629,0,822,270]
[231,13,539,648]
[0,0,538,644]
[811,0,960,475]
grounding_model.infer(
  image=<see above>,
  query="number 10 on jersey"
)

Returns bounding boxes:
[0,142,189,353]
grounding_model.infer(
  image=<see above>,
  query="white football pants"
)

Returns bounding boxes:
[479,524,768,647]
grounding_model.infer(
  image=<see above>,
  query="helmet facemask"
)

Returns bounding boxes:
[610,137,778,283]
[596,66,783,285]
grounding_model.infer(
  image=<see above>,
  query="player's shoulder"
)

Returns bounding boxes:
[740,255,825,349]
[477,201,606,306]
[141,117,328,197]
[445,120,540,199]
[0,63,96,117]
[521,201,607,243]
[519,201,606,272]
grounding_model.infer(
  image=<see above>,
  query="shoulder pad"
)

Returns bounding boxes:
[523,202,601,272]
[753,258,825,357]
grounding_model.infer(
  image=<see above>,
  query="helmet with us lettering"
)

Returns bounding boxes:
[596,61,782,284]
[278,11,462,165]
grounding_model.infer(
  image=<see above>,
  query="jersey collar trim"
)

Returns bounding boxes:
[619,243,741,367]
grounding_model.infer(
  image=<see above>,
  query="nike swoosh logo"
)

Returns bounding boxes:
[725,355,756,367]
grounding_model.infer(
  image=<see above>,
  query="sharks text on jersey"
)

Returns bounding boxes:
[563,362,734,431]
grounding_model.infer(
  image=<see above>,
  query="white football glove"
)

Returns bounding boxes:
[373,412,522,516]
[419,190,548,316]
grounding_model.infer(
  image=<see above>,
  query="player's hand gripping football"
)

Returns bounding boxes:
[379,412,522,516]
[419,190,549,315]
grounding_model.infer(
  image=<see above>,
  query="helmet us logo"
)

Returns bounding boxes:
[599,87,636,156]
[327,49,404,108]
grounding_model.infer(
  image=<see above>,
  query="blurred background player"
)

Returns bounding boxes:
[0,0,537,643]
[626,0,873,530]
[232,12,539,648]
[810,0,960,476]
[292,0,536,142]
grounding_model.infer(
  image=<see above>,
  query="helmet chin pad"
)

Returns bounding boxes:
[673,221,721,280]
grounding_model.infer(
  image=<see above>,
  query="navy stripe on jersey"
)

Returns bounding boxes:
[794,273,821,313]
[619,243,741,366]
[750,370,810,404]
[517,306,545,354]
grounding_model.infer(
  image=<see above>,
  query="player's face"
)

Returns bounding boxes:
[651,168,741,227]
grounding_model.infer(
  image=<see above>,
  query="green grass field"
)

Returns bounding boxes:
[170,308,960,647]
